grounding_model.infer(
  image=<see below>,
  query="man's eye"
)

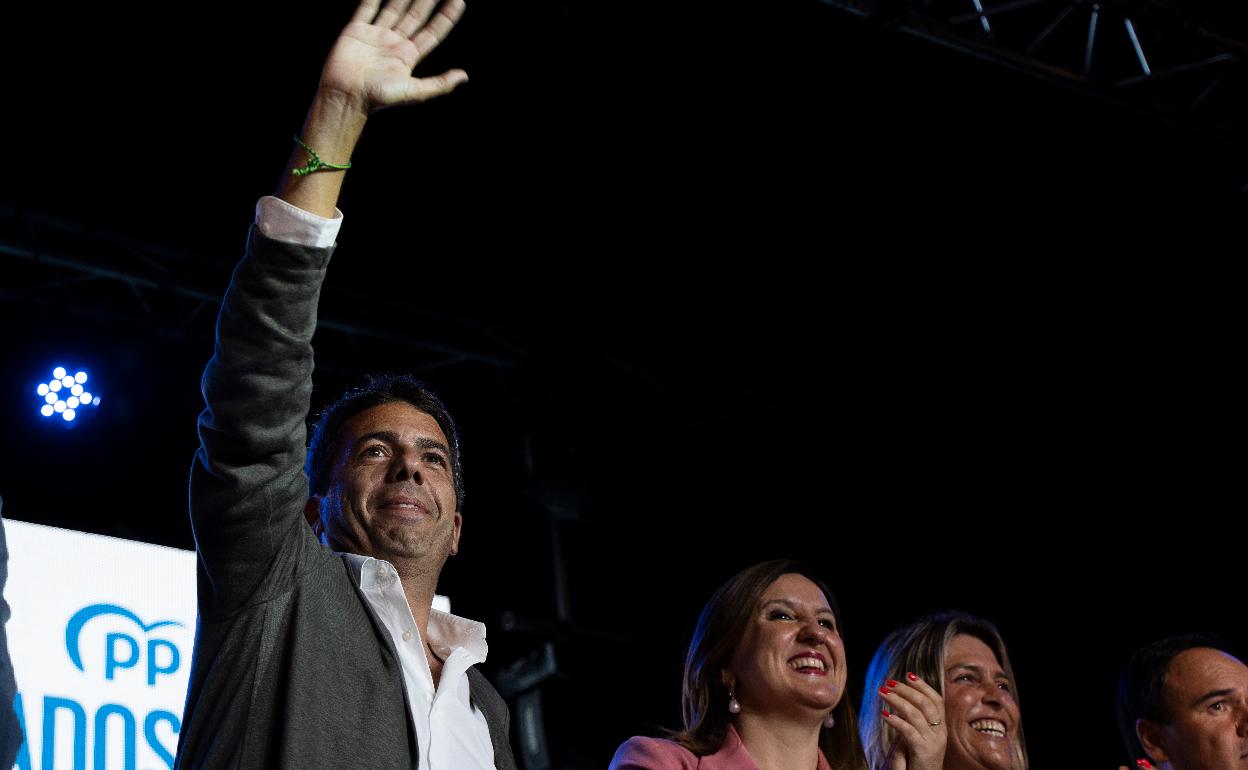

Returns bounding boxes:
[425,453,447,466]
[997,681,1013,693]
[362,446,386,457]
[1210,700,1227,712]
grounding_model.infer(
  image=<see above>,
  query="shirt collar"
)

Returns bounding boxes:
[341,553,488,663]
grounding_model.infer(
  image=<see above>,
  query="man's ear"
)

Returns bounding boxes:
[304,496,324,540]
[449,511,462,556]
[1137,718,1170,765]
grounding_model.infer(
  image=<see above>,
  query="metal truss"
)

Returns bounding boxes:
[821,0,1247,145]
[0,204,528,375]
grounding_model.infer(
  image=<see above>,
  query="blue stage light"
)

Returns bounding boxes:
[34,366,99,424]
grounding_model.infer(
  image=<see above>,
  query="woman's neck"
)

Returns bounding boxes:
[735,712,825,770]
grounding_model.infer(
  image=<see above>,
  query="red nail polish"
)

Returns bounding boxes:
[886,679,899,688]
[906,672,918,682]
[879,686,891,696]
[1137,761,1153,769]
[882,709,892,718]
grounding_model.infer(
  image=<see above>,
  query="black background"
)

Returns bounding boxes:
[2,0,1242,767]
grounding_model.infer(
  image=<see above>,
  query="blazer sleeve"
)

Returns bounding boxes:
[609,736,699,770]
[189,226,336,619]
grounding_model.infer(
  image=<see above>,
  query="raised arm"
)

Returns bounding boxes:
[279,0,467,217]
[190,0,466,618]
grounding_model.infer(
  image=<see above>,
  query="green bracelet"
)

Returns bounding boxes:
[291,135,352,176]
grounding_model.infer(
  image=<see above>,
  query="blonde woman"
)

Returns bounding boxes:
[859,612,1027,770]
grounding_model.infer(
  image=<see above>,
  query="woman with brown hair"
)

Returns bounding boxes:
[610,560,884,770]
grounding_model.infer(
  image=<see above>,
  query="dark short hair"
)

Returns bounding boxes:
[672,559,867,770]
[305,374,464,508]
[1115,634,1236,761]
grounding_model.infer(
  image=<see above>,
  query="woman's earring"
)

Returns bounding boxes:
[728,689,741,715]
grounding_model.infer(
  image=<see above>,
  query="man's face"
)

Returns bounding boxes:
[313,402,461,567]
[1143,648,1248,770]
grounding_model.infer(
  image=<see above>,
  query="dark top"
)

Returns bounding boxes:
[0,501,25,770]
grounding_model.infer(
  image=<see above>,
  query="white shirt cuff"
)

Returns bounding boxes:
[256,196,343,249]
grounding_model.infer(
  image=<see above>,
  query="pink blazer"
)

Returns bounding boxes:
[608,725,833,770]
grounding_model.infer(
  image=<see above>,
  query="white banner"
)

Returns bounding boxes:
[5,520,195,770]
[3,519,454,770]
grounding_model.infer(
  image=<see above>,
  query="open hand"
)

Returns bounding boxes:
[318,0,468,116]
[880,673,947,770]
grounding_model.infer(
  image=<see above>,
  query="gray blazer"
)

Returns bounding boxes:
[177,228,515,769]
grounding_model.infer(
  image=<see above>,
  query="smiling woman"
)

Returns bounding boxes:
[609,560,869,770]
[858,612,1027,770]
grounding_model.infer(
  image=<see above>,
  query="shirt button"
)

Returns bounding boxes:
[402,630,413,642]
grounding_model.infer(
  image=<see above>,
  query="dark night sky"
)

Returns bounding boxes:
[2,1,1243,767]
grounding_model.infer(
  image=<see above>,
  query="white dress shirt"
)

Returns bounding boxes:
[256,195,343,247]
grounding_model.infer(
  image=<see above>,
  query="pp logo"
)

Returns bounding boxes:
[65,604,184,686]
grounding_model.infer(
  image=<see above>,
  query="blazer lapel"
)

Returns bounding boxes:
[467,668,518,770]
[340,554,420,767]
[699,725,760,770]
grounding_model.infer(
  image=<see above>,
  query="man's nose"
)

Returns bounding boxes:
[389,450,423,483]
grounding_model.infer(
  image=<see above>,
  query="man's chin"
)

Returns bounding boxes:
[375,532,444,563]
